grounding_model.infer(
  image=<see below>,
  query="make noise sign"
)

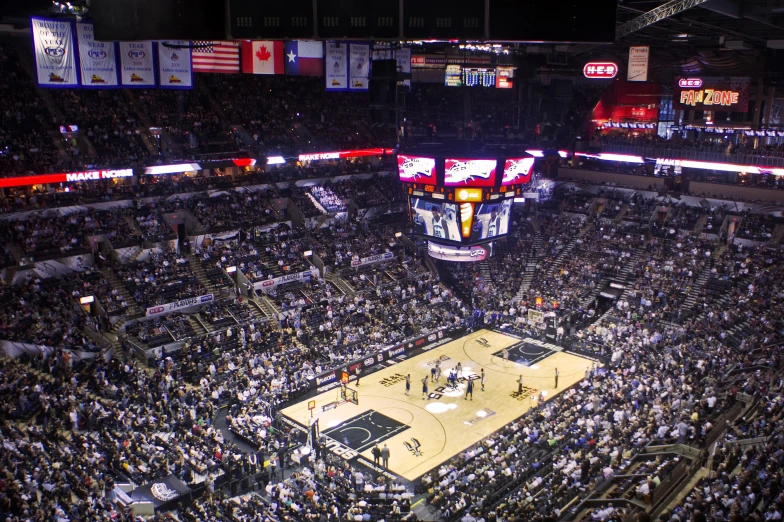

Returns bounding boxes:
[30,17,193,89]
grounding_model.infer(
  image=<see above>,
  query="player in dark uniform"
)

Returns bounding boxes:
[412,212,427,236]
[421,376,429,400]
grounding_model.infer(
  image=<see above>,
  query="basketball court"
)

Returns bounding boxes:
[281,329,597,481]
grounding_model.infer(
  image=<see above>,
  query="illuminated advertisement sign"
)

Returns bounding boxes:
[445,64,462,87]
[673,77,750,111]
[583,62,618,79]
[501,157,535,185]
[455,188,483,202]
[678,78,703,88]
[298,148,386,162]
[397,155,437,184]
[496,66,515,89]
[427,241,488,262]
[0,169,133,189]
[444,158,497,187]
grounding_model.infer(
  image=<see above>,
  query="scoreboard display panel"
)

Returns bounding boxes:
[398,154,532,247]
[462,67,496,87]
[397,154,437,184]
[410,198,460,242]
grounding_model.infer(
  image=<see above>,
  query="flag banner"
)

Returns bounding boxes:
[31,17,79,87]
[119,41,156,87]
[242,41,284,75]
[284,40,323,76]
[627,46,649,82]
[371,44,410,89]
[396,47,411,89]
[75,23,118,88]
[193,41,240,73]
[325,42,348,91]
[158,41,193,89]
[349,43,370,91]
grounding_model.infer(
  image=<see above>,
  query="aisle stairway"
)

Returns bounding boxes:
[247,299,271,321]
[99,267,144,319]
[514,219,544,301]
[613,203,629,223]
[324,272,356,298]
[692,214,709,235]
[187,315,209,336]
[680,244,727,315]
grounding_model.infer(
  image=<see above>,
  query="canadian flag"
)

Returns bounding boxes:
[241,41,284,75]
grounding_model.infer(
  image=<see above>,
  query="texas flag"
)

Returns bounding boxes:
[241,40,284,75]
[284,41,324,76]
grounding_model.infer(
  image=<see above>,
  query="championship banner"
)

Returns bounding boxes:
[146,293,214,317]
[253,269,319,292]
[627,46,649,82]
[31,17,79,87]
[371,45,411,89]
[350,251,393,267]
[76,23,119,87]
[325,42,348,91]
[119,41,156,87]
[349,43,370,91]
[158,41,193,89]
[395,47,411,89]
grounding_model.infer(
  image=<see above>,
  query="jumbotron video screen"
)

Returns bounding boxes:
[397,154,533,259]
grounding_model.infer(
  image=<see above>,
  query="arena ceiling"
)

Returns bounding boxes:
[567,0,784,82]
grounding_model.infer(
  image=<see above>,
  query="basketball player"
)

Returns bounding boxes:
[405,374,411,396]
[422,376,429,400]
[431,206,451,240]
[480,368,486,391]
[518,374,524,394]
[502,348,509,366]
[430,365,437,383]
[456,362,463,377]
[435,362,441,382]
[487,208,502,238]
[465,379,474,401]
[554,367,559,388]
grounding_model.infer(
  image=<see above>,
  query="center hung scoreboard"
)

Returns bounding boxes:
[397,154,534,262]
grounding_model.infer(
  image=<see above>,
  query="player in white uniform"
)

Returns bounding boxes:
[431,207,450,240]
[487,209,501,238]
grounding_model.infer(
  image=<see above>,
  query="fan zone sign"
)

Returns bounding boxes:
[673,77,750,111]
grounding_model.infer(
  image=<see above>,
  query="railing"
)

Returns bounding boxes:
[598,144,784,168]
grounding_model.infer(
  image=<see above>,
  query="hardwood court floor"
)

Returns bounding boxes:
[281,329,595,481]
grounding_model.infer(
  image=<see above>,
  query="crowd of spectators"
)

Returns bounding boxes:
[116,252,204,309]
[0,45,65,177]
[51,90,151,169]
[3,156,784,522]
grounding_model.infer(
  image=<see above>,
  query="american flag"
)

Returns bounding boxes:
[192,41,240,73]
